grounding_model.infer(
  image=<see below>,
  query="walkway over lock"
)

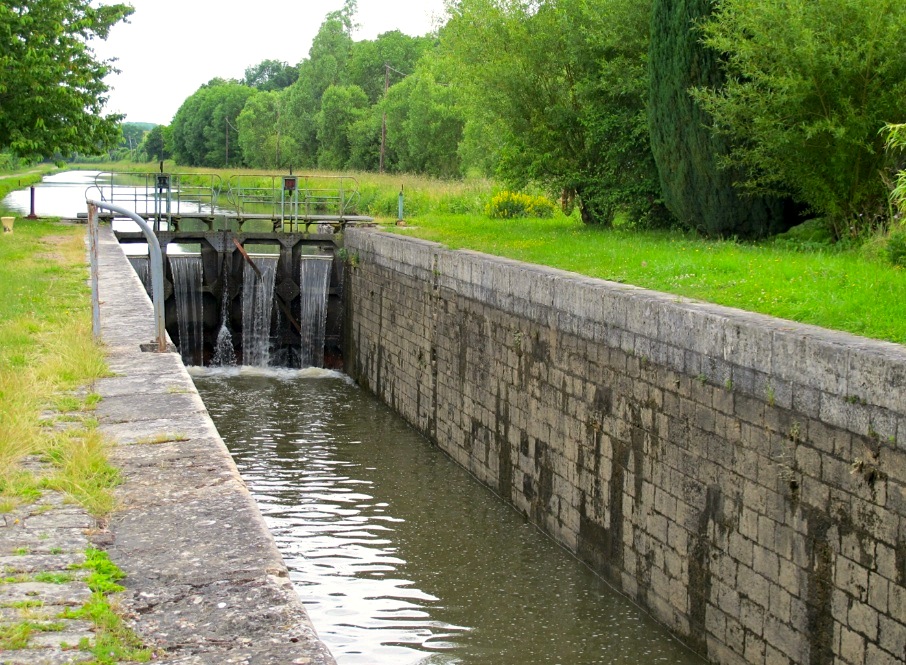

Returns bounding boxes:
[85,171,374,233]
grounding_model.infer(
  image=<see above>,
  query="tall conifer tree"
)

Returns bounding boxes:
[648,0,781,237]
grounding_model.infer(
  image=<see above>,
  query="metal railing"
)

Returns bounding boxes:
[225,174,360,225]
[87,172,223,229]
[87,199,167,352]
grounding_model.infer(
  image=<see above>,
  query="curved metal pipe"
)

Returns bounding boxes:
[86,199,167,352]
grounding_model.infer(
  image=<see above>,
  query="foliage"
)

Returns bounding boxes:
[886,231,906,268]
[281,4,357,169]
[237,91,295,169]
[648,0,785,238]
[694,0,906,238]
[170,79,255,167]
[316,85,369,170]
[771,218,836,252]
[139,125,171,163]
[118,123,152,153]
[348,30,434,103]
[486,191,556,219]
[442,0,664,226]
[885,123,906,224]
[0,0,133,157]
[242,59,298,91]
[381,53,464,178]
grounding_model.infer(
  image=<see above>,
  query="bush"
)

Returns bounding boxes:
[486,191,556,219]
[887,231,906,267]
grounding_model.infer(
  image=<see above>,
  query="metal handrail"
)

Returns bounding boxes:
[87,199,167,352]
[225,174,360,222]
[87,172,223,226]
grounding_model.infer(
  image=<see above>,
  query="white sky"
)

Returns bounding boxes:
[92,0,448,125]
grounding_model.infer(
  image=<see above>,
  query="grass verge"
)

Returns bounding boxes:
[0,216,152,662]
[67,160,906,343]
[389,215,906,345]
[0,218,113,512]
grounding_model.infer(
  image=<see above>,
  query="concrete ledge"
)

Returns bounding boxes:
[94,226,335,664]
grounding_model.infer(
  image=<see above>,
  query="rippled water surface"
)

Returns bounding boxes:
[192,368,705,665]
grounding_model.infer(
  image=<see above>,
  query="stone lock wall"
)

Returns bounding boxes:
[344,229,906,665]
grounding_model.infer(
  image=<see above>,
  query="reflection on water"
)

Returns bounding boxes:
[2,170,101,217]
[0,170,220,231]
[192,369,706,665]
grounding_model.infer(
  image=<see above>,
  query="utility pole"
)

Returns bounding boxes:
[379,63,390,174]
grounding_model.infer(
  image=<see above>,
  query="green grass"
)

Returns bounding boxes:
[71,160,495,219]
[68,160,906,343]
[63,548,154,663]
[0,164,55,201]
[389,214,906,345]
[0,218,114,513]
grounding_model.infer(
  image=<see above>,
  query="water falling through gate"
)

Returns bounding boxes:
[128,256,152,295]
[168,255,204,365]
[299,256,332,368]
[241,255,279,367]
[212,259,236,366]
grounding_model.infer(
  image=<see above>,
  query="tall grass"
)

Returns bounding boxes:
[71,161,496,219]
[71,160,906,344]
[0,218,113,513]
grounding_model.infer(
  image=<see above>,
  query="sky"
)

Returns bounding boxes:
[92,0,448,126]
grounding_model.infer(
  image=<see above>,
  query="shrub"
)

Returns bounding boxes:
[486,191,556,219]
[886,231,906,268]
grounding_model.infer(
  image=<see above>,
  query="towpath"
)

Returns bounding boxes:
[0,225,336,664]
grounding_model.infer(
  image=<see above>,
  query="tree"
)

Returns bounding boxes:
[0,0,133,157]
[242,59,298,91]
[348,30,433,103]
[887,124,906,223]
[170,79,254,167]
[381,62,464,178]
[694,0,906,237]
[443,0,664,225]
[282,2,358,169]
[316,84,369,170]
[648,0,785,238]
[237,91,296,169]
[140,125,171,162]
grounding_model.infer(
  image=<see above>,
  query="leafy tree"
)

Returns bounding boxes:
[348,31,434,103]
[282,2,358,169]
[348,107,383,171]
[140,125,171,162]
[694,0,906,237]
[170,79,254,167]
[648,0,784,237]
[887,124,906,223]
[306,0,358,98]
[316,84,369,170]
[382,62,463,178]
[118,122,152,152]
[237,90,296,169]
[242,59,299,91]
[443,0,663,225]
[282,76,320,168]
[0,0,133,157]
